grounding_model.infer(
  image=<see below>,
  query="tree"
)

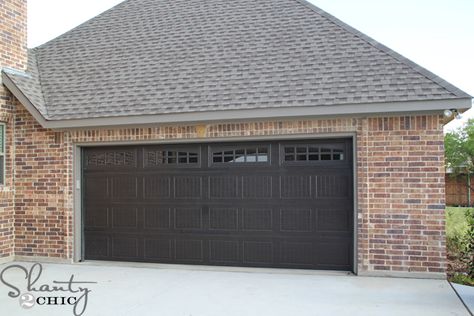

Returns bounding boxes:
[446,120,474,281]
[445,119,474,175]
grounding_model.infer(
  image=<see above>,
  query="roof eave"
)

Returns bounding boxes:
[2,79,471,130]
[3,67,471,130]
[2,71,50,125]
[44,98,473,130]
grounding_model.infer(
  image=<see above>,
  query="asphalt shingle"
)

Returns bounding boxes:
[3,0,471,121]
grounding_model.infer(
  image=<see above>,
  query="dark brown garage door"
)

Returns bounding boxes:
[83,139,354,271]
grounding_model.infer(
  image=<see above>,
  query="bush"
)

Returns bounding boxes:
[447,233,465,257]
[464,209,474,278]
[447,208,474,285]
[450,273,474,286]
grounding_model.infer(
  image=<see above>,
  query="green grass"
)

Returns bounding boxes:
[446,207,470,239]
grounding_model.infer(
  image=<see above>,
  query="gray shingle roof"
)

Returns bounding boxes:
[3,0,472,121]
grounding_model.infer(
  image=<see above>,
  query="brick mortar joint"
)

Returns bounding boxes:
[0,187,15,198]
[0,112,12,122]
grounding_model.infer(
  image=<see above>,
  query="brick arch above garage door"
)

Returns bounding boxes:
[82,138,354,271]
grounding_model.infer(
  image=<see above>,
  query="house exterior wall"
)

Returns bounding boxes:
[6,100,447,275]
[0,0,27,260]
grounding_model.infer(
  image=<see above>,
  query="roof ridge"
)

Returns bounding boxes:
[293,0,472,99]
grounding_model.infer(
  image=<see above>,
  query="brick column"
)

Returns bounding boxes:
[364,116,446,274]
[0,0,27,260]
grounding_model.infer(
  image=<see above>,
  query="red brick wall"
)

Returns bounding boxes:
[13,104,71,258]
[0,0,27,70]
[7,101,446,275]
[362,116,446,273]
[0,0,27,260]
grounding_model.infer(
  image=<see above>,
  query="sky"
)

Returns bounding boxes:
[28,0,474,132]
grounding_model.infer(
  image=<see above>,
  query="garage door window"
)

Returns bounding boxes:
[86,150,137,168]
[212,146,269,164]
[283,145,344,162]
[146,149,199,166]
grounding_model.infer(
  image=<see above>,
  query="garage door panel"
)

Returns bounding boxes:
[316,238,352,269]
[208,176,239,199]
[209,208,239,231]
[241,208,273,232]
[175,239,204,262]
[84,234,110,259]
[174,207,203,230]
[174,176,203,199]
[279,208,312,232]
[143,176,172,199]
[281,241,314,266]
[316,174,352,198]
[280,175,312,199]
[111,176,139,200]
[144,207,171,230]
[317,208,352,232]
[111,207,139,229]
[209,240,240,264]
[242,175,273,199]
[84,176,109,200]
[243,241,274,265]
[83,139,354,271]
[112,237,139,259]
[144,238,173,260]
[85,206,109,229]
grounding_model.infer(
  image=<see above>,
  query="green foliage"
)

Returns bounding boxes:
[464,209,474,278]
[446,207,470,239]
[445,121,474,280]
[447,233,464,257]
[445,119,474,174]
[446,207,474,284]
[450,273,474,286]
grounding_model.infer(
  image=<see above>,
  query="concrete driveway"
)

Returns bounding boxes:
[0,261,469,316]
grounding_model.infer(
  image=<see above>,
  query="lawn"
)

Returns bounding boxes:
[446,207,470,239]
